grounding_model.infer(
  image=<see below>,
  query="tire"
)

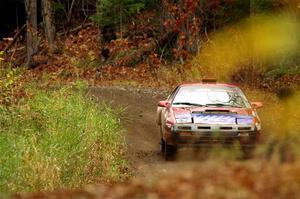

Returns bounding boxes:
[163,140,177,161]
[241,146,255,159]
[160,138,166,153]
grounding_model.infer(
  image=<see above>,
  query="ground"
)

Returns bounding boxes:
[89,86,168,176]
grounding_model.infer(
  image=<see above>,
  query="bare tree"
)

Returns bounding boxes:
[42,0,56,51]
[25,0,38,67]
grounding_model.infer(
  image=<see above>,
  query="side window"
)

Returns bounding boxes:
[168,86,179,101]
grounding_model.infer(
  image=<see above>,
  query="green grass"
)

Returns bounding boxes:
[0,83,129,194]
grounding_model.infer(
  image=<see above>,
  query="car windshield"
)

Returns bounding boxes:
[172,85,250,108]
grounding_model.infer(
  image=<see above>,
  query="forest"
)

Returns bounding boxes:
[0,0,300,198]
[0,1,298,88]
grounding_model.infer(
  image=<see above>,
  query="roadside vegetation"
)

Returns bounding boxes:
[0,81,129,194]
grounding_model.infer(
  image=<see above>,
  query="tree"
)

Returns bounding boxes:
[25,0,38,67]
[42,0,55,51]
[92,0,154,59]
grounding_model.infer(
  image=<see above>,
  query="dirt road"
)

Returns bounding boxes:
[89,86,169,176]
[89,86,247,178]
[89,86,211,177]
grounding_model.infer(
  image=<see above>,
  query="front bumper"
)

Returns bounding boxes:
[165,123,260,147]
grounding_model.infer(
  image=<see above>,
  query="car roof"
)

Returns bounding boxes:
[178,82,239,88]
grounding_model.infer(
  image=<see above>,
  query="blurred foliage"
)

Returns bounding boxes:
[251,0,280,12]
[11,160,300,198]
[244,88,300,163]
[250,0,298,13]
[190,12,300,83]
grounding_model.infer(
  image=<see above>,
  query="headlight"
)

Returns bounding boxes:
[176,118,192,123]
[175,113,192,123]
[236,116,254,125]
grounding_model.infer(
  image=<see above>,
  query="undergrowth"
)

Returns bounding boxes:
[0,63,24,105]
[0,82,129,194]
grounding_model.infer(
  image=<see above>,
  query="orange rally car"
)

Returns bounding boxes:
[157,80,263,159]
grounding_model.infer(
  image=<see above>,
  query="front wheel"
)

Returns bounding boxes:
[160,138,165,153]
[161,139,177,160]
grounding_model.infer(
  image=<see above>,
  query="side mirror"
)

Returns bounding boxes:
[251,102,263,109]
[158,101,171,108]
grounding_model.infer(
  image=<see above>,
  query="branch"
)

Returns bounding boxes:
[4,24,26,53]
[67,0,76,23]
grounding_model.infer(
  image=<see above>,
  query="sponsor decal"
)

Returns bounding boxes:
[193,114,253,124]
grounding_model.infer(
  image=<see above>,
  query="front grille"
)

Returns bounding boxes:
[238,127,252,131]
[178,126,192,130]
[220,126,233,130]
[198,126,211,130]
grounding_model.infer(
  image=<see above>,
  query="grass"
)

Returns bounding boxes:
[0,82,129,194]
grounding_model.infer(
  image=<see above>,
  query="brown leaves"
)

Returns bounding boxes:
[16,162,300,199]
[162,0,201,61]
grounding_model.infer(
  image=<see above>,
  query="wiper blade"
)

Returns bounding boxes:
[173,102,205,107]
[205,103,229,107]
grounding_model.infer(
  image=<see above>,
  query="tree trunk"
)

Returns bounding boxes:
[42,0,56,51]
[25,0,38,67]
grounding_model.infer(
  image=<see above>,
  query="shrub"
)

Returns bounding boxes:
[0,83,128,194]
[0,62,24,105]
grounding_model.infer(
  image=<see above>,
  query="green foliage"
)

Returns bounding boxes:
[0,64,24,105]
[251,0,274,11]
[52,1,66,24]
[265,65,300,78]
[0,51,3,62]
[0,83,128,193]
[70,51,100,69]
[199,0,250,29]
[250,0,288,13]
[91,0,155,28]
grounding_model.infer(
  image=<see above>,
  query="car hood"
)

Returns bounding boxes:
[172,106,254,124]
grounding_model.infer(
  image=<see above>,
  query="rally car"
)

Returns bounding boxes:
[157,79,263,159]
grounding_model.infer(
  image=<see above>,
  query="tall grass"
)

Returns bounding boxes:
[0,83,128,194]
